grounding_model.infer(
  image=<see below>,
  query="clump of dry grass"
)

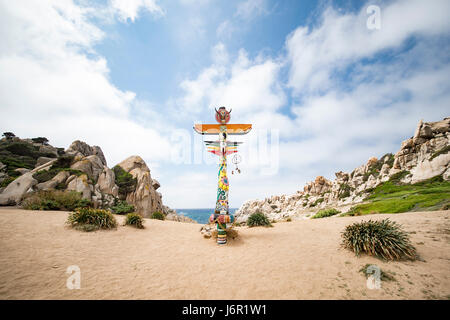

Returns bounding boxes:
[211,226,239,240]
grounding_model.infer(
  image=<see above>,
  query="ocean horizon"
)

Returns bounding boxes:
[176,208,238,224]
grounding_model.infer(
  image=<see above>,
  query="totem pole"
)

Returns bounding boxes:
[194,107,252,244]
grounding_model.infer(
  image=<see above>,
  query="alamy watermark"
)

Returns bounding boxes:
[169,127,280,175]
[66,265,81,290]
[364,264,381,289]
[366,5,381,30]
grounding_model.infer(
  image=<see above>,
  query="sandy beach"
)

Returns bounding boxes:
[0,207,449,300]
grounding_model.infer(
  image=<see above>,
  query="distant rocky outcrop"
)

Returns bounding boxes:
[235,117,450,223]
[0,136,193,222]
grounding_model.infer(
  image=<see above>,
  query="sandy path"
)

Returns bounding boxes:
[0,207,449,300]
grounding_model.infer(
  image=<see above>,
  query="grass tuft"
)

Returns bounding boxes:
[341,219,417,261]
[429,145,450,161]
[67,208,117,231]
[312,208,341,219]
[247,211,272,227]
[151,211,165,220]
[124,213,145,229]
[111,201,135,214]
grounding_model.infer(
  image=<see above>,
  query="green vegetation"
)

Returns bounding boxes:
[124,213,144,229]
[429,145,450,161]
[113,165,137,197]
[31,155,82,184]
[67,208,117,231]
[338,183,354,199]
[32,168,83,183]
[0,137,59,178]
[22,190,92,211]
[382,153,395,167]
[0,176,16,188]
[312,208,341,219]
[310,197,324,207]
[344,174,450,216]
[359,264,396,282]
[341,219,417,261]
[52,155,74,169]
[388,170,410,184]
[2,132,15,139]
[363,158,384,182]
[31,137,49,145]
[151,211,165,220]
[247,211,272,227]
[111,200,135,214]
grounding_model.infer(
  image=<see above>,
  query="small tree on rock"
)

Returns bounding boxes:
[2,132,15,140]
[32,137,49,145]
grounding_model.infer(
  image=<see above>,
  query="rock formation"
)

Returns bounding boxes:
[235,117,450,223]
[0,137,193,222]
[116,155,163,218]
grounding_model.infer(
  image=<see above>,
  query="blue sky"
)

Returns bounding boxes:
[95,0,365,108]
[0,0,449,208]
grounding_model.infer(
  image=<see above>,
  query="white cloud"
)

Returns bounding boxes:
[110,0,164,22]
[179,44,285,116]
[235,0,268,20]
[0,0,172,169]
[216,20,235,39]
[286,0,450,94]
[179,0,211,6]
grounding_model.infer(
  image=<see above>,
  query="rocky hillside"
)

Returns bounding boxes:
[235,117,450,222]
[0,136,195,223]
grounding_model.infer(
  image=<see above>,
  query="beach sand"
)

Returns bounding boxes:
[0,207,449,300]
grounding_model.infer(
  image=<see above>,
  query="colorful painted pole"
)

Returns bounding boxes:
[194,107,252,245]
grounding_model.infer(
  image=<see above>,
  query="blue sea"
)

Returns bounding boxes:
[176,208,238,224]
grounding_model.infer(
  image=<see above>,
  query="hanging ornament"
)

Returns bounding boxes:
[232,154,242,174]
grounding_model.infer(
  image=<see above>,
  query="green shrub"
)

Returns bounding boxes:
[31,137,49,145]
[363,157,384,182]
[22,190,92,211]
[67,208,117,231]
[124,213,145,229]
[52,155,74,169]
[381,153,395,167]
[0,156,34,172]
[0,176,15,188]
[113,165,137,197]
[5,142,37,157]
[151,211,165,220]
[2,132,15,139]
[341,219,417,261]
[33,169,58,183]
[338,183,353,199]
[247,211,271,227]
[429,145,450,161]
[389,170,410,184]
[312,208,341,219]
[311,197,324,207]
[32,167,83,183]
[111,201,135,214]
